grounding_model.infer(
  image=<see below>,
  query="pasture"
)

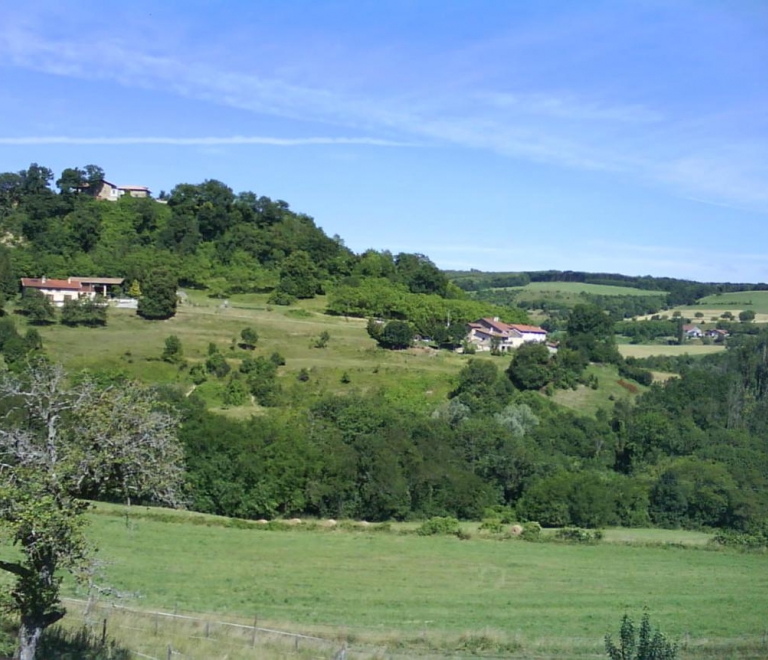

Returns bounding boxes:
[618,344,725,359]
[21,293,468,416]
[35,503,768,659]
[507,282,666,296]
[550,363,646,415]
[697,290,768,315]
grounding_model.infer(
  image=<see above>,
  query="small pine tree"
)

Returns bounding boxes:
[605,611,677,660]
[297,367,310,382]
[128,280,142,298]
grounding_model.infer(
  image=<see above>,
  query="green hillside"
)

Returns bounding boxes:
[697,290,768,314]
[30,503,768,659]
[511,281,667,296]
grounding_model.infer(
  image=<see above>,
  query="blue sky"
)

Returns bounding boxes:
[1,1,766,282]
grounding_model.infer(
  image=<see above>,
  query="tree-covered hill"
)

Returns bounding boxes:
[1,162,767,538]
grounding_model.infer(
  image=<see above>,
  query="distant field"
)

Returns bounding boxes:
[30,504,768,659]
[697,290,768,314]
[550,363,646,415]
[618,344,725,358]
[509,282,666,296]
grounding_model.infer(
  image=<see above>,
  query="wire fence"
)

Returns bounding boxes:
[61,597,360,660]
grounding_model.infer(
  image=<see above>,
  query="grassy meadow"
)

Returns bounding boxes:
[509,282,665,296]
[19,292,471,416]
[550,363,647,415]
[23,504,766,659]
[696,290,768,315]
[618,344,725,359]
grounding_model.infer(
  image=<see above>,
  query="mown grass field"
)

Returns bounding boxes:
[508,282,666,296]
[24,504,766,659]
[618,344,725,359]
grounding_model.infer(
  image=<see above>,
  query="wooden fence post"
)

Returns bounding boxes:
[100,618,107,646]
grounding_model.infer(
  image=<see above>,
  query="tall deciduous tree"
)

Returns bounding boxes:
[137,268,178,320]
[0,362,185,660]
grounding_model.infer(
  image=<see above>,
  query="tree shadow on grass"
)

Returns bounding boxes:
[39,626,132,660]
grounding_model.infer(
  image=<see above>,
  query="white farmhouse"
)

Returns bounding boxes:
[20,277,97,307]
[467,317,547,352]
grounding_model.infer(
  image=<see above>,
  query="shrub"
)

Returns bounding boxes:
[483,505,516,524]
[205,352,231,378]
[479,518,504,534]
[605,611,677,660]
[313,330,330,348]
[554,527,603,544]
[417,516,460,536]
[161,335,184,363]
[520,521,542,541]
[710,529,768,550]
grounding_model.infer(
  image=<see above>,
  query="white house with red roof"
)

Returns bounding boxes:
[467,317,547,352]
[20,277,98,306]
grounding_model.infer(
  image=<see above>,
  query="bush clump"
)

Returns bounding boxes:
[555,526,604,544]
[711,529,768,550]
[417,516,461,536]
[520,521,542,542]
[479,518,505,534]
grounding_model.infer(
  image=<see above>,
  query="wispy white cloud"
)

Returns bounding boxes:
[0,21,765,212]
[0,135,417,147]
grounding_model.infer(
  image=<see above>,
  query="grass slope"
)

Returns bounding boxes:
[509,282,667,297]
[22,293,467,416]
[550,364,647,415]
[38,504,768,658]
[697,290,768,314]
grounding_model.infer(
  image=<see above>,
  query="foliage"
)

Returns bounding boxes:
[313,330,330,348]
[19,289,56,325]
[566,303,621,364]
[137,268,178,320]
[554,527,604,544]
[507,342,554,390]
[0,362,184,660]
[205,351,231,378]
[60,296,108,327]
[417,516,461,536]
[605,611,678,660]
[375,320,414,350]
[239,326,258,349]
[519,521,542,541]
[738,309,755,322]
[161,335,184,364]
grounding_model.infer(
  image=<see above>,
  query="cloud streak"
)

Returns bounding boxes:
[0,21,765,211]
[0,135,417,147]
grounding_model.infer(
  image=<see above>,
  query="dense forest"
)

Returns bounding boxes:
[0,162,766,538]
[449,269,768,306]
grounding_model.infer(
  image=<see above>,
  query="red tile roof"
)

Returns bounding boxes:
[21,278,93,292]
[509,323,547,334]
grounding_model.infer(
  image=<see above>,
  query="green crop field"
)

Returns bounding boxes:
[19,504,765,659]
[508,282,666,297]
[697,290,768,314]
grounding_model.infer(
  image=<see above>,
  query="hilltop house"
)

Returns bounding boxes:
[682,324,703,339]
[466,317,547,352]
[76,180,151,201]
[21,277,97,306]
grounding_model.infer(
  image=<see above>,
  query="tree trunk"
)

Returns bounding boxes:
[15,619,43,660]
